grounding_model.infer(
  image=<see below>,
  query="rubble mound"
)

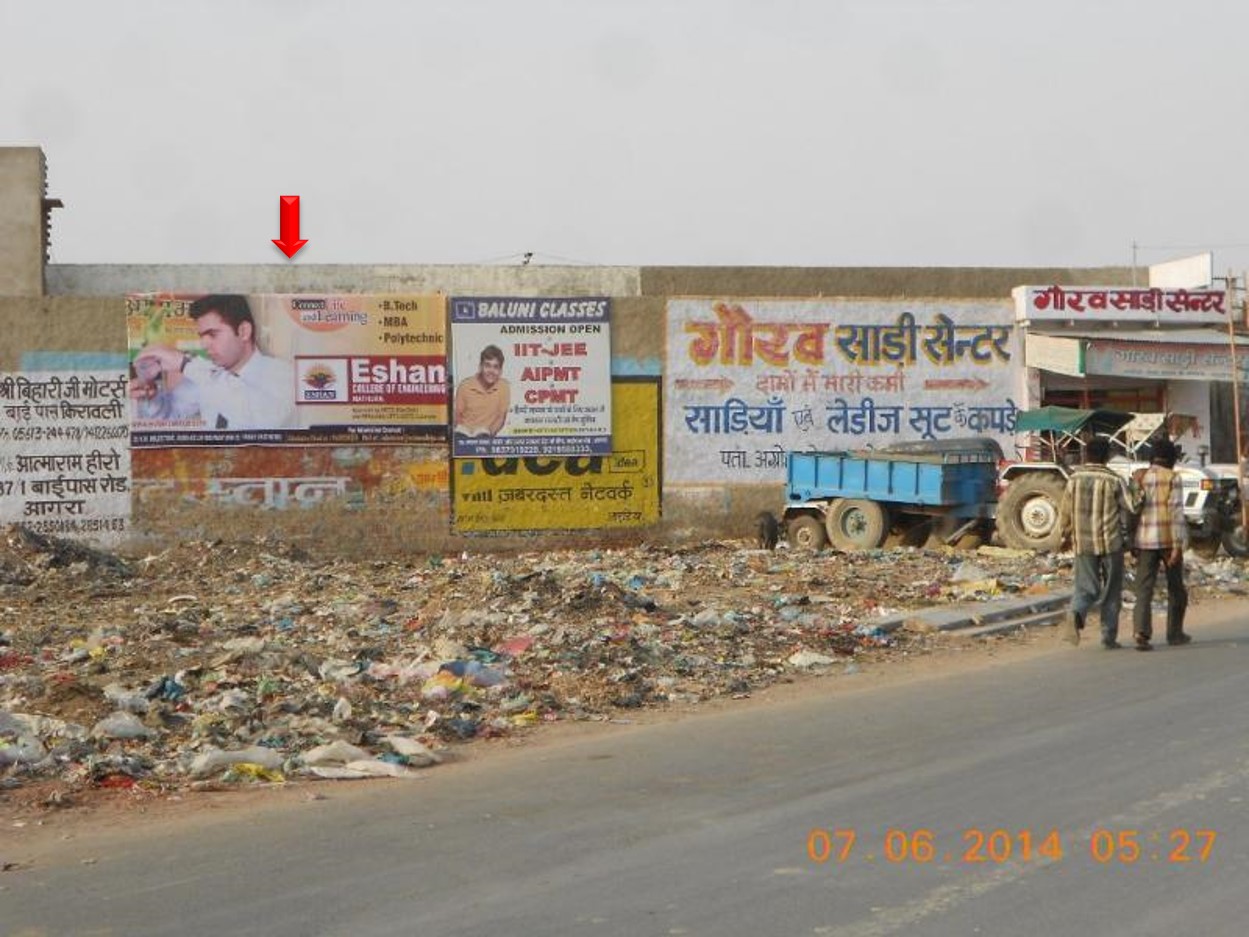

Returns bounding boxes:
[0,524,134,585]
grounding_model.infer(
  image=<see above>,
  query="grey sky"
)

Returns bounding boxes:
[4,0,1249,274]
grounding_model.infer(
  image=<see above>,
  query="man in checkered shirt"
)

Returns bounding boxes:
[1130,438,1190,651]
[1057,437,1142,649]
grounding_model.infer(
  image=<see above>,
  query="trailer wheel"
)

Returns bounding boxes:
[788,514,828,551]
[827,499,890,550]
[996,475,1066,551]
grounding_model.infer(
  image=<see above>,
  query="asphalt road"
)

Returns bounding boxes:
[7,598,1249,937]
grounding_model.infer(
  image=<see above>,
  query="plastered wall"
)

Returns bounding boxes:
[1,263,1134,554]
[0,148,46,298]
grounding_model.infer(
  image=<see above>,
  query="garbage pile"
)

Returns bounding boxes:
[2,525,1246,802]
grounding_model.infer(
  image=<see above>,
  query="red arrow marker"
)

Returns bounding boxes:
[271,195,309,259]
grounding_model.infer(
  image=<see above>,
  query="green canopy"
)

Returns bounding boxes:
[1013,406,1134,436]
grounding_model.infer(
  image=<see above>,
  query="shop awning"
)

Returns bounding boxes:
[1024,333,1084,376]
[1025,328,1249,381]
[1013,406,1132,435]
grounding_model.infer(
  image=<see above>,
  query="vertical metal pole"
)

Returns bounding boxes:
[1226,270,1248,534]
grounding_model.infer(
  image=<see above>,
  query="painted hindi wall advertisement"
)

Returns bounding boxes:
[453,379,658,532]
[665,299,1023,485]
[1084,339,1249,382]
[130,445,450,511]
[449,296,611,458]
[127,293,447,447]
[0,371,131,544]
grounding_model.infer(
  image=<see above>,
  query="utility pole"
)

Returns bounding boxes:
[1226,269,1248,539]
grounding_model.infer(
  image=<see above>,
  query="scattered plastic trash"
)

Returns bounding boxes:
[188,745,284,778]
[302,740,372,767]
[787,650,839,668]
[222,762,285,783]
[950,562,991,582]
[91,711,155,741]
[2,523,1243,803]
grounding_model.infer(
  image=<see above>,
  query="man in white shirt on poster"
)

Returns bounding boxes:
[132,294,296,430]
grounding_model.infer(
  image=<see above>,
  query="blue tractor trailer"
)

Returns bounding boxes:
[781,438,1002,551]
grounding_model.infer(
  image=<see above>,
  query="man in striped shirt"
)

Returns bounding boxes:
[1130,438,1190,651]
[1057,438,1141,649]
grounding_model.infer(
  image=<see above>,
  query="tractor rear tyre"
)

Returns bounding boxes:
[996,475,1067,552]
[1222,523,1249,558]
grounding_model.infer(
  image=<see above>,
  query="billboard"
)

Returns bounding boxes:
[1013,285,1227,326]
[453,379,658,531]
[449,296,611,458]
[127,293,447,447]
[0,371,131,544]
[665,299,1021,485]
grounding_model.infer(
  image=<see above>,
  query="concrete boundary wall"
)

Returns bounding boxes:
[2,263,1133,555]
[45,264,643,297]
[638,265,1131,299]
[46,263,1130,300]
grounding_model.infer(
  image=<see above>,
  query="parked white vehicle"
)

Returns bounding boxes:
[1204,458,1249,555]
[1104,412,1242,554]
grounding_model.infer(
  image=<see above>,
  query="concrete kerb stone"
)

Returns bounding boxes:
[868,589,1074,635]
[954,607,1069,639]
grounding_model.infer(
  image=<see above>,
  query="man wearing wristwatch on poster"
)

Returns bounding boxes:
[131,294,296,430]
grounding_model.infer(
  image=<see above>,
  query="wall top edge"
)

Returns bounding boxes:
[39,263,1136,301]
[47,263,1132,273]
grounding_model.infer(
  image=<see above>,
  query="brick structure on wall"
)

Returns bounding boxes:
[0,147,51,298]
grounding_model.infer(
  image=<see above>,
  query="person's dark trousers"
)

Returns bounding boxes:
[1133,548,1189,641]
[1072,551,1124,642]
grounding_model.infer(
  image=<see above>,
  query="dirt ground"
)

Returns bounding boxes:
[3,524,1245,851]
[0,622,1066,858]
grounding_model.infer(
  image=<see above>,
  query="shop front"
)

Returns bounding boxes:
[1013,284,1249,462]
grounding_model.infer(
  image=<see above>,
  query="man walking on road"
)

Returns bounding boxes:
[1058,437,1141,649]
[1131,438,1190,651]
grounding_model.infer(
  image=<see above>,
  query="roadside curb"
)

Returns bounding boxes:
[870,589,1073,636]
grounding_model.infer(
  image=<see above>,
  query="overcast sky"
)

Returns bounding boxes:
[5,0,1249,276]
